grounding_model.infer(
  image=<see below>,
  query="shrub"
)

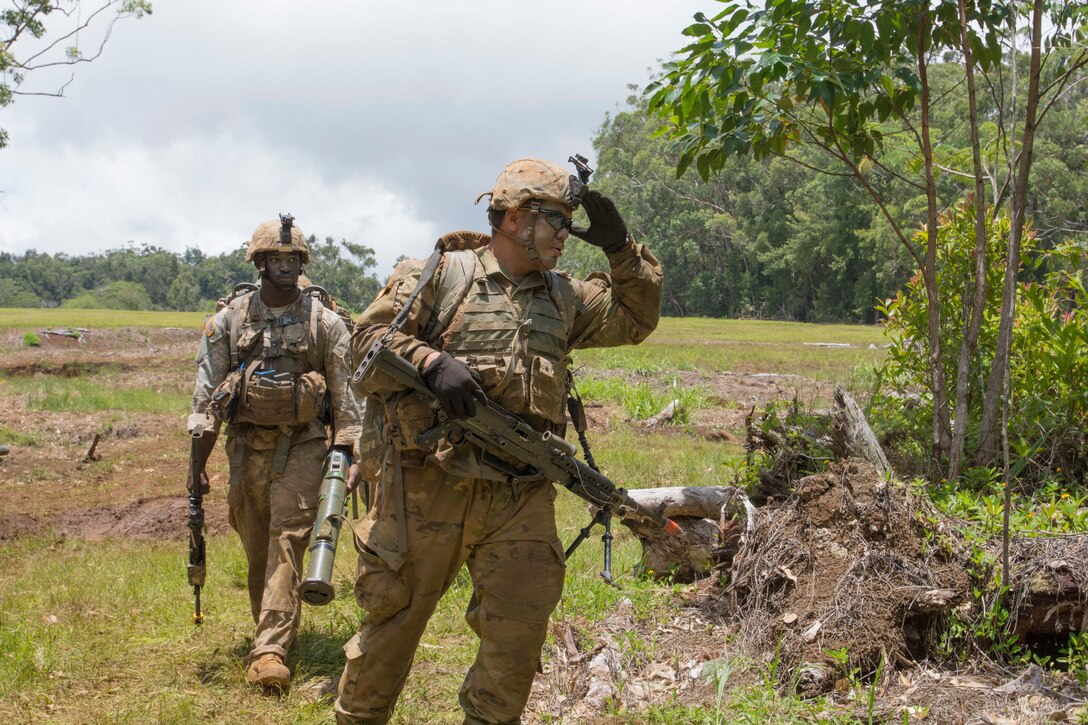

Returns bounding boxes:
[22,332,40,347]
[870,203,1088,489]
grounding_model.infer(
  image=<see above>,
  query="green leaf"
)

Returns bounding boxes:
[880,74,895,98]
[682,22,714,37]
[723,7,751,35]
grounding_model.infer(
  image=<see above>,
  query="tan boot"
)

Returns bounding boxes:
[246,653,291,691]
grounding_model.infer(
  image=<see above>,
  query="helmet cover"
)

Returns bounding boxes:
[476,158,577,211]
[246,215,310,264]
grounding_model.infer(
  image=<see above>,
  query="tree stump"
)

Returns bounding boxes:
[831,385,891,476]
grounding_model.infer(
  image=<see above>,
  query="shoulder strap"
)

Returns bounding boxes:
[421,250,477,345]
[305,292,323,370]
[228,291,256,370]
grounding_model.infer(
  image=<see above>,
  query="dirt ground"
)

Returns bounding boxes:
[0,326,233,541]
[0,325,821,542]
[2,326,1083,723]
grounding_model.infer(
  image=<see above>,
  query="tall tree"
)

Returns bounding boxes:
[1,0,151,148]
[648,0,1088,477]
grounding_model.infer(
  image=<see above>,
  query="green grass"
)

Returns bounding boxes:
[0,313,891,722]
[0,425,742,724]
[650,316,886,345]
[577,374,715,424]
[572,316,886,381]
[0,371,191,414]
[0,308,206,330]
[0,425,42,446]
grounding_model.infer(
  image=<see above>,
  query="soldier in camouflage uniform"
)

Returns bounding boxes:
[188,216,362,691]
[335,159,663,724]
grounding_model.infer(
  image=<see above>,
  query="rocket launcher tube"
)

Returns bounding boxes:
[299,449,351,606]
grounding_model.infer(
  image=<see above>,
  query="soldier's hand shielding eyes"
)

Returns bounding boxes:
[421,352,486,419]
[571,190,629,254]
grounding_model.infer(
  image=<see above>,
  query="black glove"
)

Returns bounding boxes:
[571,190,629,253]
[421,352,485,419]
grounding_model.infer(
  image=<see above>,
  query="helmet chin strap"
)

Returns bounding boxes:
[491,201,546,271]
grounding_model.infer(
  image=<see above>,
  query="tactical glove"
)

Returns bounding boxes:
[571,190,630,254]
[422,351,486,419]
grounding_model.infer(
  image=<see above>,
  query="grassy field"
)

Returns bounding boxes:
[0,307,207,330]
[0,312,888,724]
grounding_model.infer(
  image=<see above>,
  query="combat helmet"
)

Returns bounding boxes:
[476,158,583,211]
[246,213,310,264]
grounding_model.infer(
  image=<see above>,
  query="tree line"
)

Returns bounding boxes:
[0,236,382,314]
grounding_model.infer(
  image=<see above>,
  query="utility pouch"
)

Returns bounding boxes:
[528,355,566,425]
[235,365,327,426]
[294,370,327,424]
[386,391,438,452]
[210,368,244,422]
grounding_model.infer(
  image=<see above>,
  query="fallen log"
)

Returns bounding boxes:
[616,486,750,581]
[643,399,682,427]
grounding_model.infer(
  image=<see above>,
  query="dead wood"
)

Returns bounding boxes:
[744,402,834,504]
[643,399,681,427]
[1003,536,1088,639]
[619,486,749,581]
[831,385,891,476]
[727,459,970,689]
[82,433,101,463]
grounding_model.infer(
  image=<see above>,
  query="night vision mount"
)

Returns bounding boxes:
[279,212,294,244]
[568,154,593,207]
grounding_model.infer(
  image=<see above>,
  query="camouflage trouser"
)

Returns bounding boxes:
[334,452,566,725]
[226,435,325,661]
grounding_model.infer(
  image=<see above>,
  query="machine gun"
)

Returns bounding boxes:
[351,340,682,579]
[298,448,352,606]
[187,424,208,625]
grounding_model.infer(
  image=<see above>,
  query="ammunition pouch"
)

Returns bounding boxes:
[235,367,327,427]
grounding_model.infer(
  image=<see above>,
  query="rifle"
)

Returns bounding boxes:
[299,448,352,606]
[187,424,207,625]
[351,340,682,577]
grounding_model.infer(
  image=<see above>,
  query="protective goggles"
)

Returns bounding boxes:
[522,206,573,233]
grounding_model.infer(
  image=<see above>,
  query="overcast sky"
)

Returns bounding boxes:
[1,1,708,277]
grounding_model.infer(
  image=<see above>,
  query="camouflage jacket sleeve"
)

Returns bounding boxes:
[321,308,364,447]
[190,309,233,434]
[348,256,444,396]
[568,239,663,350]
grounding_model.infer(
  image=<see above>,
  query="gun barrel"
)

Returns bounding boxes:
[299,449,351,606]
[187,435,206,625]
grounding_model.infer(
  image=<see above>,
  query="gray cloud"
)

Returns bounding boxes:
[0,0,706,276]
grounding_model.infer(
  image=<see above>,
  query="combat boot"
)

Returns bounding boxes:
[246,653,291,691]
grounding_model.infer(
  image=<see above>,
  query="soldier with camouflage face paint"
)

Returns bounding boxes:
[334,159,663,724]
[188,215,363,692]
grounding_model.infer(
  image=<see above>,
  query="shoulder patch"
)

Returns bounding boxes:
[204,317,216,337]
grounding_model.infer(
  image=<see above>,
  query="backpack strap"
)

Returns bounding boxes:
[305,292,323,371]
[228,291,256,370]
[421,250,477,345]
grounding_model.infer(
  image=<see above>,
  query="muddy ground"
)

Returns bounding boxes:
[2,326,1082,723]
